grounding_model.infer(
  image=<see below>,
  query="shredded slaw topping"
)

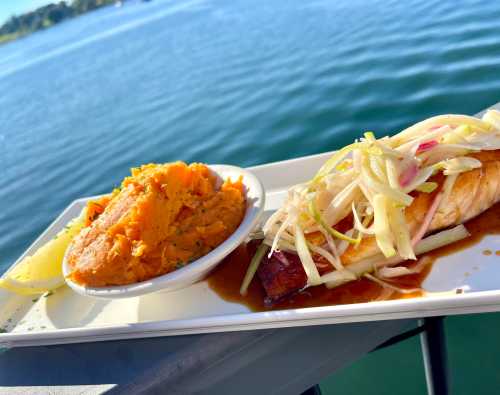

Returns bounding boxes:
[240,110,500,295]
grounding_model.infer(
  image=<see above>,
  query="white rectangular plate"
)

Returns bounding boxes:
[1,150,500,348]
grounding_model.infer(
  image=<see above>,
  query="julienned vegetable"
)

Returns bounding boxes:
[245,110,500,296]
[240,244,269,295]
[321,225,470,288]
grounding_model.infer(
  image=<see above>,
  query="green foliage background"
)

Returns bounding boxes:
[0,0,119,43]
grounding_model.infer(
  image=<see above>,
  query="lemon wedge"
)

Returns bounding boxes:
[0,209,86,295]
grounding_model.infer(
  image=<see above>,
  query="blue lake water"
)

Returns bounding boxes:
[2,0,500,269]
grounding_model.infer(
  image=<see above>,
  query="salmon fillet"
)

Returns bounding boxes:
[259,150,500,301]
[341,150,500,265]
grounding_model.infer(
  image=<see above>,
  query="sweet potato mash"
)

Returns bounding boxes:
[66,162,246,287]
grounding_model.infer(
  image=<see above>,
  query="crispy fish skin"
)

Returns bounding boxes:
[257,251,307,303]
[341,150,500,265]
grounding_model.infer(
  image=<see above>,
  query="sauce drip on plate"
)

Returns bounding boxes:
[207,203,500,311]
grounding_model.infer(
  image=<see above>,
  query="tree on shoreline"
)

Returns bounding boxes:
[0,0,121,44]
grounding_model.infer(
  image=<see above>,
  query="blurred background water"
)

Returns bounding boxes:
[1,0,500,393]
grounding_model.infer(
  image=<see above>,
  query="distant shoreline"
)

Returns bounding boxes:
[0,0,127,45]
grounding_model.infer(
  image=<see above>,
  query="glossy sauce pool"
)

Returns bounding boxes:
[207,203,500,311]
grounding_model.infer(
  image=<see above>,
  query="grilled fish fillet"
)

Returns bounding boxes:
[258,150,500,301]
[341,150,500,265]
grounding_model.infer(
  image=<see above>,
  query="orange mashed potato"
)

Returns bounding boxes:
[66,162,246,287]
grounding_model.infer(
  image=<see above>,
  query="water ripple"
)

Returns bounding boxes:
[2,0,500,269]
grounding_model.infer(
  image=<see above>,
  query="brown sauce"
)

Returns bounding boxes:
[207,202,500,311]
